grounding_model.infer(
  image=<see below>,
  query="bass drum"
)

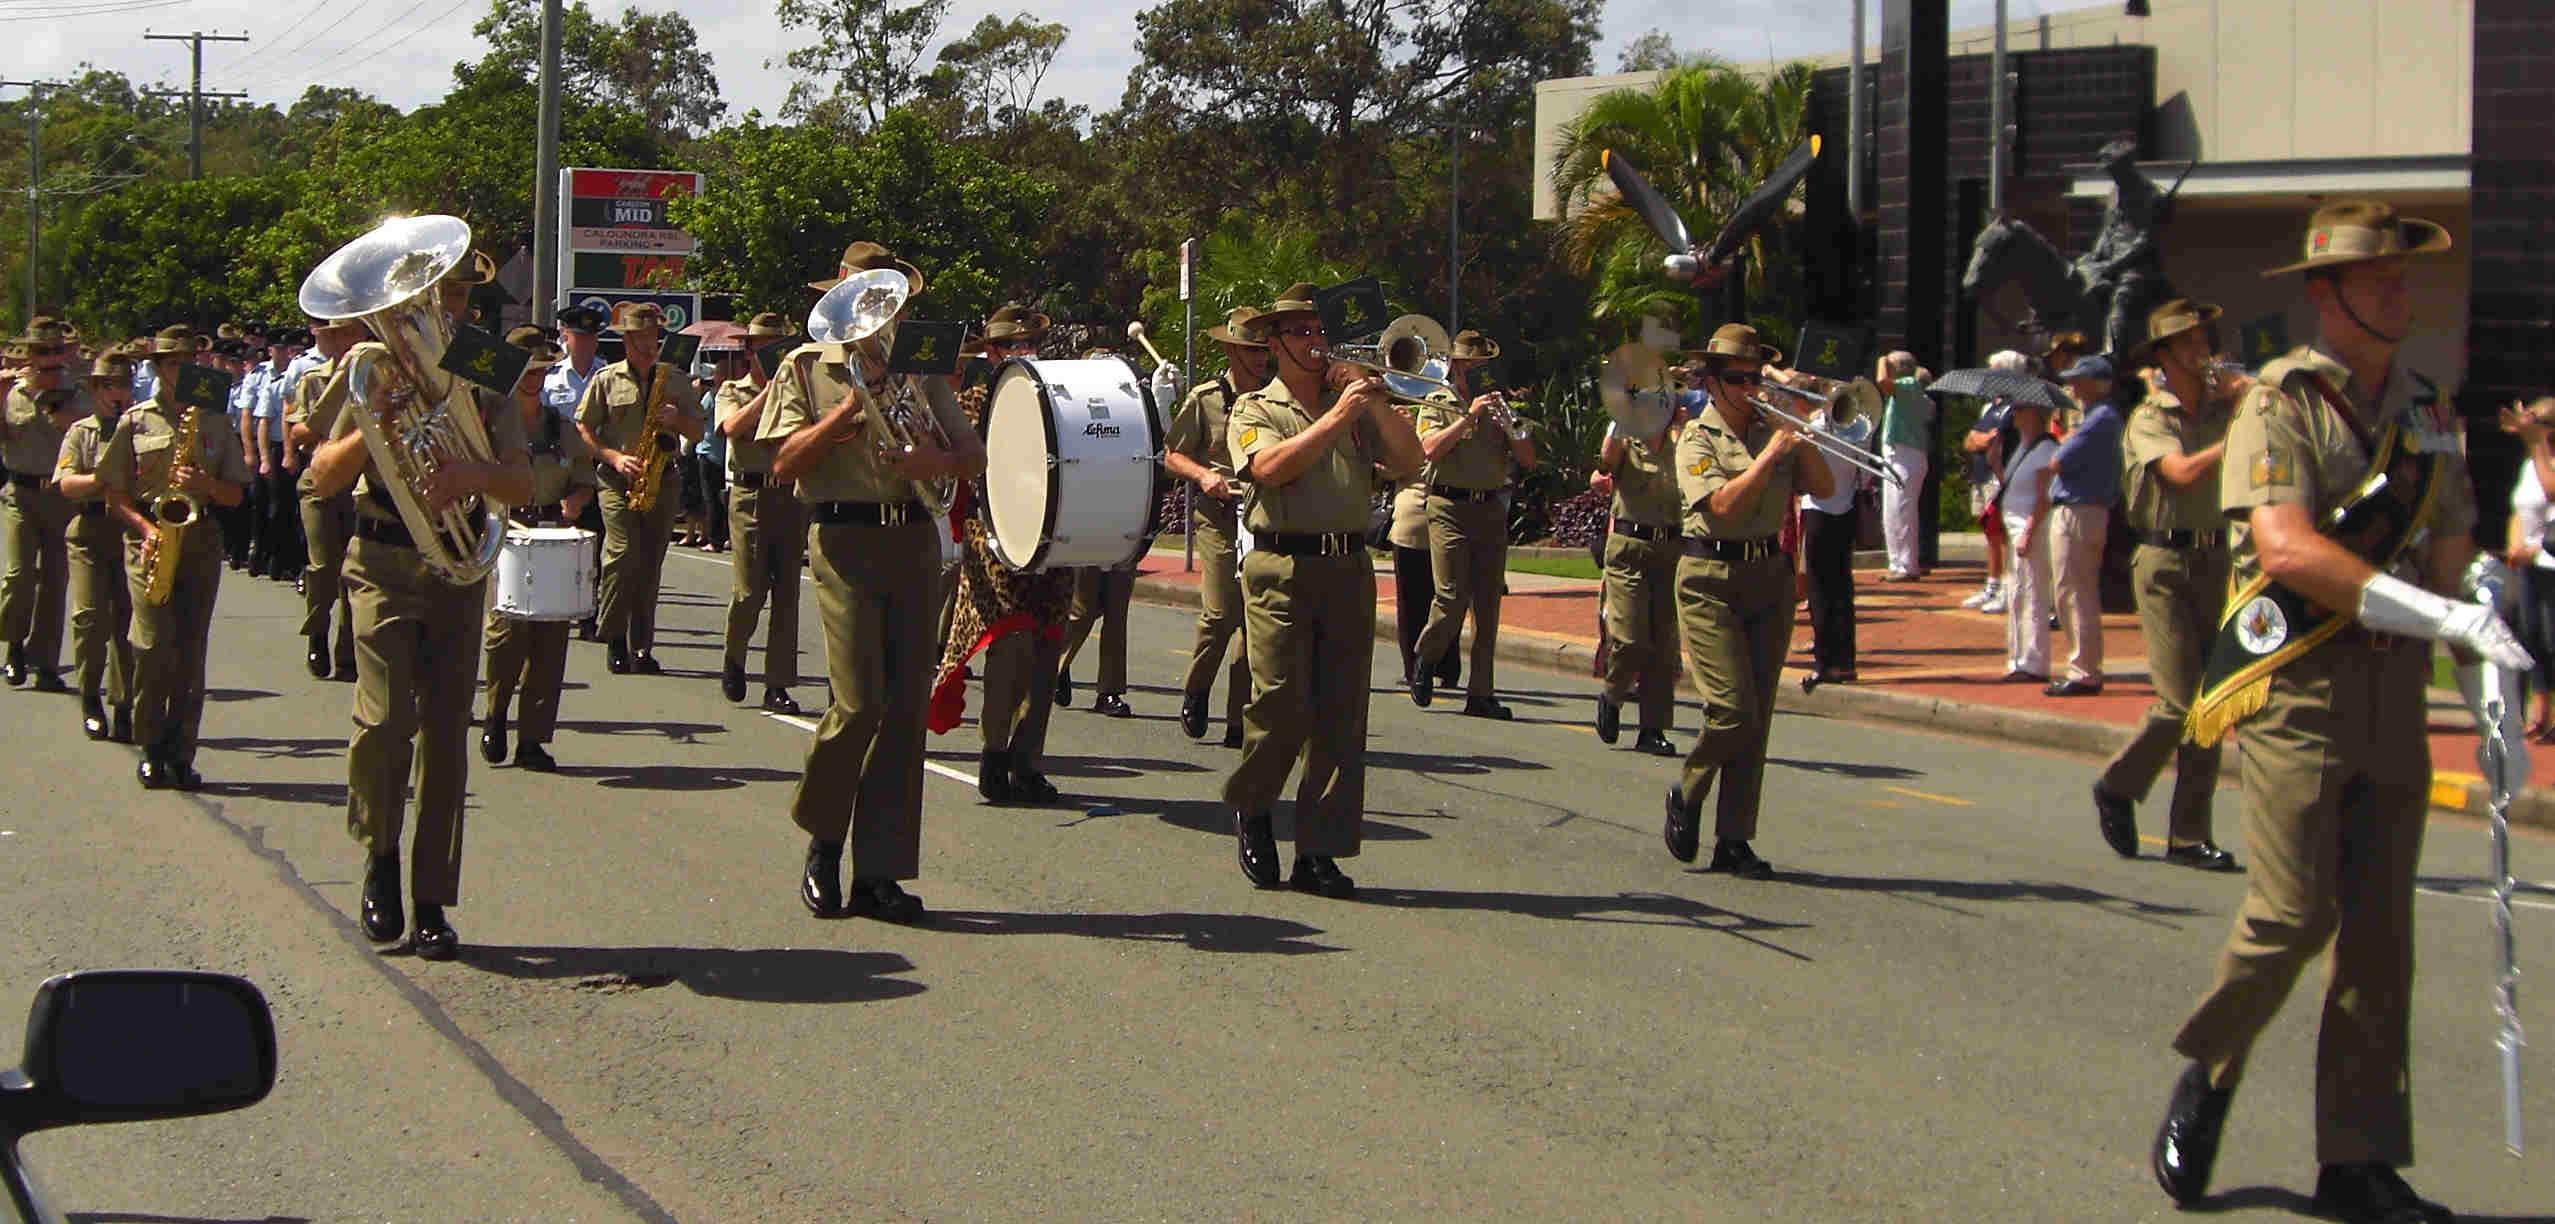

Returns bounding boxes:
[491,525,599,621]
[979,356,1164,571]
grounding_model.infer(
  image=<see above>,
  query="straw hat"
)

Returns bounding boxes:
[1203,306,1271,348]
[808,241,925,297]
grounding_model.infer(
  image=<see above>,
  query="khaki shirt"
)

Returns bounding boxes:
[2223,343,2476,593]
[515,395,598,508]
[1166,377,1245,529]
[1414,388,1511,491]
[2120,383,2236,533]
[98,398,255,509]
[754,345,970,505]
[4,384,88,477]
[716,378,780,477]
[1676,403,1797,540]
[292,355,354,497]
[1610,424,1683,529]
[327,385,533,525]
[53,411,119,503]
[1228,375,1387,535]
[575,360,705,492]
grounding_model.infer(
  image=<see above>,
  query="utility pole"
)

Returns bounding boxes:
[141,31,249,180]
[1447,128,1459,333]
[1,80,56,322]
[532,0,563,323]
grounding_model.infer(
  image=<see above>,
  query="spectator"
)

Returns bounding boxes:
[2501,396,2555,740]
[1960,349,2034,612]
[1797,373,1869,689]
[2044,355,2126,696]
[1998,394,2060,682]
[1875,351,1932,581]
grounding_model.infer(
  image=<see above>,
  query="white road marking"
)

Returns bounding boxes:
[2417,886,2555,913]
[763,710,979,787]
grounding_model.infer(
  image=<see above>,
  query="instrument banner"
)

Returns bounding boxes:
[755,334,811,380]
[168,363,234,415]
[887,321,968,376]
[439,324,531,395]
[2238,313,2290,369]
[657,331,702,372]
[1315,278,1389,344]
[1793,320,1870,382]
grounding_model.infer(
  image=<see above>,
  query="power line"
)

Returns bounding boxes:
[140,30,250,179]
[310,0,480,83]
[0,0,193,17]
[251,0,433,86]
[248,0,388,84]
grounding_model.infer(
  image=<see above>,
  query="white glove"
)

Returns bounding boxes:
[1151,362,1185,405]
[2357,572,2535,671]
[2455,659,2533,792]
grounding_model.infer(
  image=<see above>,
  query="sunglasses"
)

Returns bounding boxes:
[1277,325,1325,339]
[1714,371,1762,387]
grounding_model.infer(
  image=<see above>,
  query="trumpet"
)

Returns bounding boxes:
[1329,314,1458,402]
[1748,381,1901,487]
[1479,391,1527,442]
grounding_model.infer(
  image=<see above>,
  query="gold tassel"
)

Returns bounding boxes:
[2184,675,2270,747]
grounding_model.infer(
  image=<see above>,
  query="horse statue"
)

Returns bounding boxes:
[1961,139,2194,359]
[1961,215,2100,347]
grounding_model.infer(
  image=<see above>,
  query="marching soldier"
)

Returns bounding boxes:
[761,241,986,923]
[715,312,805,714]
[1593,397,1688,756]
[2150,201,2525,1224]
[1222,283,1424,899]
[99,325,253,789]
[575,301,705,675]
[53,350,138,741]
[1661,325,1833,878]
[546,305,609,639]
[1408,330,1537,718]
[2091,299,2243,872]
[306,261,533,961]
[482,325,595,772]
[1057,565,1135,715]
[289,316,367,679]
[1161,306,1271,745]
[1,317,83,691]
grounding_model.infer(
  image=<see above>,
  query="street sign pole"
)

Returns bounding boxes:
[1180,237,1196,573]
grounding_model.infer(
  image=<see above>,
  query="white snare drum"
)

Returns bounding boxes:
[492,526,598,621]
[980,356,1164,571]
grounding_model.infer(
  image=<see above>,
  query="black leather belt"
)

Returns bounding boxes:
[1610,517,1680,542]
[731,471,782,491]
[2335,624,2406,652]
[1429,484,1500,503]
[1682,536,1780,562]
[811,500,924,526]
[2131,527,2228,551]
[1258,531,1364,557]
[354,515,416,549]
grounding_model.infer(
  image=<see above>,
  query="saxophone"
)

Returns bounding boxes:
[625,364,668,512]
[138,401,205,607]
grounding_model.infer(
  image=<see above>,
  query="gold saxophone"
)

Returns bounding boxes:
[138,401,205,607]
[626,364,669,512]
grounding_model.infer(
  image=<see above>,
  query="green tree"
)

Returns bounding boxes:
[1616,30,1678,73]
[1129,211,1358,381]
[458,0,727,139]
[774,0,953,132]
[921,13,1070,145]
[49,175,300,335]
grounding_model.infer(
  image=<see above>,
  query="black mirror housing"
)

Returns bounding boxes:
[1,970,276,1135]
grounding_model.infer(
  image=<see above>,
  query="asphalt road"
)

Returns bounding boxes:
[3,542,2550,1222]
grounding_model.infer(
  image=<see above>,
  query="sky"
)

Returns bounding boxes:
[17,0,2108,125]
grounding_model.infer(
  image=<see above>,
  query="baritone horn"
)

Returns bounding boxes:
[806,267,949,518]
[1749,381,1901,487]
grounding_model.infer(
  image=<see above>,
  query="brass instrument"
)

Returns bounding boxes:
[297,214,510,584]
[624,364,671,512]
[137,400,204,607]
[1747,381,1901,487]
[1330,314,1458,402]
[806,268,947,518]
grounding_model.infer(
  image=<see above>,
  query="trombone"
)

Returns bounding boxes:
[1748,381,1901,487]
[1329,313,1459,402]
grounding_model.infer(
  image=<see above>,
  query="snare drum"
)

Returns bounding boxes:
[979,356,1164,571]
[492,526,598,621]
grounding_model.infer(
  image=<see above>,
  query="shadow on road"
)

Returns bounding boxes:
[1775,871,2204,925]
[196,780,344,807]
[551,718,724,743]
[1367,749,1550,775]
[1767,756,1923,781]
[2187,1184,2553,1223]
[198,735,342,760]
[550,762,800,791]
[1036,754,1211,777]
[1356,887,1814,961]
[2415,874,2555,901]
[1138,798,1433,842]
[69,1215,313,1223]
[204,688,277,703]
[930,909,1341,954]
[457,944,922,1005]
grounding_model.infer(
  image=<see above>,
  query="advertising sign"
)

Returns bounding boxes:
[558,166,706,315]
[573,252,689,290]
[564,289,703,339]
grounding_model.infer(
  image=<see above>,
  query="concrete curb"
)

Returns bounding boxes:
[1129,572,2555,830]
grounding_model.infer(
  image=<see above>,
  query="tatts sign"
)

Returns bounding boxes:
[562,168,702,255]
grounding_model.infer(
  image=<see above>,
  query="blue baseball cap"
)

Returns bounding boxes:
[2059,355,2114,381]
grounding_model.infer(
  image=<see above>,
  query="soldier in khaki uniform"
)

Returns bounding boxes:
[307,258,534,962]
[1661,324,1832,878]
[715,312,805,714]
[1162,306,1272,744]
[53,351,137,741]
[289,316,367,679]
[1,317,85,691]
[2091,299,2243,872]
[99,326,254,789]
[762,241,985,924]
[575,301,705,675]
[1594,401,1688,756]
[1408,330,1537,717]
[482,326,596,772]
[1223,283,1424,899]
[2149,201,2528,1224]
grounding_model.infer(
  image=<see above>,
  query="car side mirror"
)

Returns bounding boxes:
[0,970,275,1136]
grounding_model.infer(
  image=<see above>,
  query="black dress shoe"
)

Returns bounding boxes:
[137,756,169,790]
[630,651,663,675]
[760,688,803,715]
[721,661,747,703]
[333,656,358,682]
[108,703,131,743]
[1234,809,1281,888]
[2151,1061,2233,1205]
[2164,841,2242,872]
[28,669,65,694]
[81,693,108,740]
[1461,696,1513,720]
[1221,722,1244,748]
[1180,692,1209,740]
[978,748,1017,804]
[1434,652,1460,689]
[802,839,843,917]
[515,742,556,772]
[2000,669,2049,684]
[606,638,631,674]
[1409,673,1433,708]
[1011,769,1060,804]
[848,877,926,924]
[2044,677,2103,697]
[2310,1163,2454,1224]
[3,642,24,686]
[2093,783,2139,858]
[360,854,404,943]
[306,633,331,678]
[1289,854,1357,900]
[411,903,458,961]
[170,761,202,791]
[1663,786,1700,863]
[1093,693,1132,718]
[1054,671,1073,708]
[480,710,509,764]
[1710,839,1774,879]
[1633,730,1677,756]
[1595,695,1621,743]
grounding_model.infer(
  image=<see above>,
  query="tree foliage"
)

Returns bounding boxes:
[775,0,953,133]
[457,0,727,140]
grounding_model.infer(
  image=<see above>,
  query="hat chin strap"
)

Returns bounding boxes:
[2334,288,2403,348]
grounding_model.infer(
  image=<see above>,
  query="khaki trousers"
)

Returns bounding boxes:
[1601,530,1680,732]
[980,629,1062,769]
[1,478,74,670]
[597,481,677,650]
[2171,641,2431,1166]
[1061,566,1135,694]
[722,481,805,688]
[124,526,223,762]
[789,518,936,879]
[1673,551,1792,841]
[483,614,571,745]
[299,490,357,660]
[1180,512,1250,727]
[344,537,487,907]
[66,510,133,707]
[2051,503,2108,684]
[1222,549,1374,857]
[2097,544,2229,844]
[1411,495,1506,698]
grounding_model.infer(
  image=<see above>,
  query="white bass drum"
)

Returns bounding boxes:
[979,356,1164,571]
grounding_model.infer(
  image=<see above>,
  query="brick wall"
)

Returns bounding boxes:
[2466,0,2555,410]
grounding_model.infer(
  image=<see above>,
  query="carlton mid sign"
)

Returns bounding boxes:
[562,168,702,255]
